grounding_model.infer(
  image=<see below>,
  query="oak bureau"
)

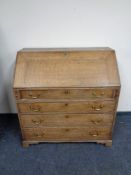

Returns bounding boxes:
[13,48,120,147]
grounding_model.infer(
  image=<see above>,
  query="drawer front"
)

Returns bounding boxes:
[22,127,112,141]
[17,101,116,114]
[20,114,113,127]
[15,88,115,100]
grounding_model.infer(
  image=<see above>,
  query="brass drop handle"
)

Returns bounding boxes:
[32,119,43,125]
[92,92,105,98]
[30,105,41,112]
[34,133,45,137]
[91,119,102,124]
[89,131,99,137]
[28,92,40,99]
[92,104,104,111]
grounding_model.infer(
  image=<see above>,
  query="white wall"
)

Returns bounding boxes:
[0,0,131,112]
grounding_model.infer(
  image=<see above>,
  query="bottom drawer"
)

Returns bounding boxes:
[22,127,112,141]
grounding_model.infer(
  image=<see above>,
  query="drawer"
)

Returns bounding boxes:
[17,101,116,114]
[22,126,112,141]
[14,88,115,100]
[20,114,113,127]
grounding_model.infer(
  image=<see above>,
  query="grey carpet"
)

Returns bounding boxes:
[0,113,131,175]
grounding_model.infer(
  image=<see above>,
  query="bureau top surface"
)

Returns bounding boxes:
[13,48,120,88]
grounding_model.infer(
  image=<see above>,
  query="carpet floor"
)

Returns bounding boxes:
[0,113,131,175]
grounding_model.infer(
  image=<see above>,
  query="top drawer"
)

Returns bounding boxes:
[14,88,116,100]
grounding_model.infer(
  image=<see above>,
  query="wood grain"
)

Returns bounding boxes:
[15,88,115,100]
[13,48,120,88]
[22,126,112,141]
[17,100,116,114]
[20,113,113,127]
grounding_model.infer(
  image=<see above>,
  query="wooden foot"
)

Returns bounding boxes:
[22,141,29,148]
[97,141,105,145]
[97,140,112,147]
[105,141,112,147]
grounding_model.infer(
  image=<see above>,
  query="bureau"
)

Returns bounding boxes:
[13,47,120,147]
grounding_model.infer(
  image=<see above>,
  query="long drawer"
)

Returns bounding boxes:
[20,114,113,127]
[14,88,116,100]
[17,100,116,114]
[22,126,112,141]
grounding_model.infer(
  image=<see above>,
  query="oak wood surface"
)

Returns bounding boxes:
[15,88,115,100]
[17,100,116,114]
[20,113,113,127]
[13,48,120,88]
[22,126,112,141]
